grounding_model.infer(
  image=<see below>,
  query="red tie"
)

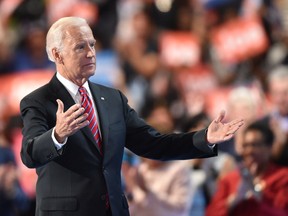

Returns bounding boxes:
[79,86,103,155]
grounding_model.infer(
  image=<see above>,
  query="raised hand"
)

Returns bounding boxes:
[207,110,244,144]
[54,99,89,143]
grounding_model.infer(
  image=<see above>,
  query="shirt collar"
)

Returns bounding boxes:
[56,72,90,97]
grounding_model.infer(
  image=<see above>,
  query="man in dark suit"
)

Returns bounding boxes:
[20,17,243,216]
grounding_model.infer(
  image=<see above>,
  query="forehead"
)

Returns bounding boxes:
[63,24,95,44]
[244,130,262,142]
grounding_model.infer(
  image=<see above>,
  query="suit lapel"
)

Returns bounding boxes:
[50,74,75,110]
[50,75,102,155]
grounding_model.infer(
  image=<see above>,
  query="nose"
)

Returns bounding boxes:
[245,148,254,155]
[86,46,95,58]
[243,145,257,157]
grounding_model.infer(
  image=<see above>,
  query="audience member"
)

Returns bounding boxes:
[0,23,15,74]
[260,65,288,166]
[1,0,288,215]
[124,104,192,216]
[114,6,160,111]
[206,121,288,216]
[127,158,192,216]
[12,23,55,72]
[222,86,264,159]
[182,112,236,216]
[0,116,30,216]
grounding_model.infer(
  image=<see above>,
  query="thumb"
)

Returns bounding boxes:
[214,110,225,123]
[56,99,64,114]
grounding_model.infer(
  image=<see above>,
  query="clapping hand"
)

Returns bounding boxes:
[228,162,262,210]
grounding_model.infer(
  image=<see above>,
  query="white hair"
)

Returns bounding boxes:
[46,17,88,62]
[227,86,256,108]
[268,65,288,83]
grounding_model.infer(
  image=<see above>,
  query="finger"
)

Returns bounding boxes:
[214,110,225,123]
[56,99,64,114]
[65,103,82,116]
[72,113,88,127]
[225,123,243,137]
[72,107,86,121]
[75,119,89,130]
[65,119,89,137]
[223,133,234,141]
[228,118,244,127]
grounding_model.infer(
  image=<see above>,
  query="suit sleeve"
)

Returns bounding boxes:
[120,91,217,160]
[20,96,60,168]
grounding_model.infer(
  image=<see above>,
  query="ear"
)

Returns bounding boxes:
[52,48,63,64]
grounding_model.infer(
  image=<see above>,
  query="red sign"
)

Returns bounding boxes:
[0,70,54,116]
[159,31,201,68]
[176,64,217,93]
[210,16,269,63]
[46,0,98,25]
[0,70,54,198]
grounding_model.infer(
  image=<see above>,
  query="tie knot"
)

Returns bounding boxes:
[79,86,88,96]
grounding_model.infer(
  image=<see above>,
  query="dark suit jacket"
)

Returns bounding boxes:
[20,74,217,216]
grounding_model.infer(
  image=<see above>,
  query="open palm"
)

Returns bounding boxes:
[207,110,244,144]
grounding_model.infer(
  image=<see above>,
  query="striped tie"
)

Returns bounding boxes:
[79,86,102,155]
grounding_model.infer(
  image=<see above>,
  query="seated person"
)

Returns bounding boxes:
[206,121,288,216]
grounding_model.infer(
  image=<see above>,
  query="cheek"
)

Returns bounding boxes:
[70,58,82,69]
[252,151,269,162]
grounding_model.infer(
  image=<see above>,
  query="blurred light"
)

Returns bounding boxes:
[155,0,173,13]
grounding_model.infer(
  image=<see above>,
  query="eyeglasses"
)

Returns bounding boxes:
[242,142,268,149]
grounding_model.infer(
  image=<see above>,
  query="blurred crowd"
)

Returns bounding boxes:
[1,0,288,215]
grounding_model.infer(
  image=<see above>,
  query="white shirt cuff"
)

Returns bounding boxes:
[52,127,67,150]
[208,144,216,149]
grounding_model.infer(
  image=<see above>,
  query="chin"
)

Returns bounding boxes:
[87,71,96,78]
[86,67,96,75]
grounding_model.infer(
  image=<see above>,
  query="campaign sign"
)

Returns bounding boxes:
[210,16,269,63]
[159,31,201,68]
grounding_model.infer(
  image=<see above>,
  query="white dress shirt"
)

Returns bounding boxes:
[52,72,100,150]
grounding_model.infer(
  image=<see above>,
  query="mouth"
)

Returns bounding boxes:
[83,63,96,69]
[83,62,96,66]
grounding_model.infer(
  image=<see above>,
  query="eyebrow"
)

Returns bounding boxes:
[74,39,96,46]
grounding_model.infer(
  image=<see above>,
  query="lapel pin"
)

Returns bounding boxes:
[101,97,105,100]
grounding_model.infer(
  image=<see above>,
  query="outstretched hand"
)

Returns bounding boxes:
[207,110,244,144]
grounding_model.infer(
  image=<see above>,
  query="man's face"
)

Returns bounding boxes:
[269,78,288,116]
[58,24,96,84]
